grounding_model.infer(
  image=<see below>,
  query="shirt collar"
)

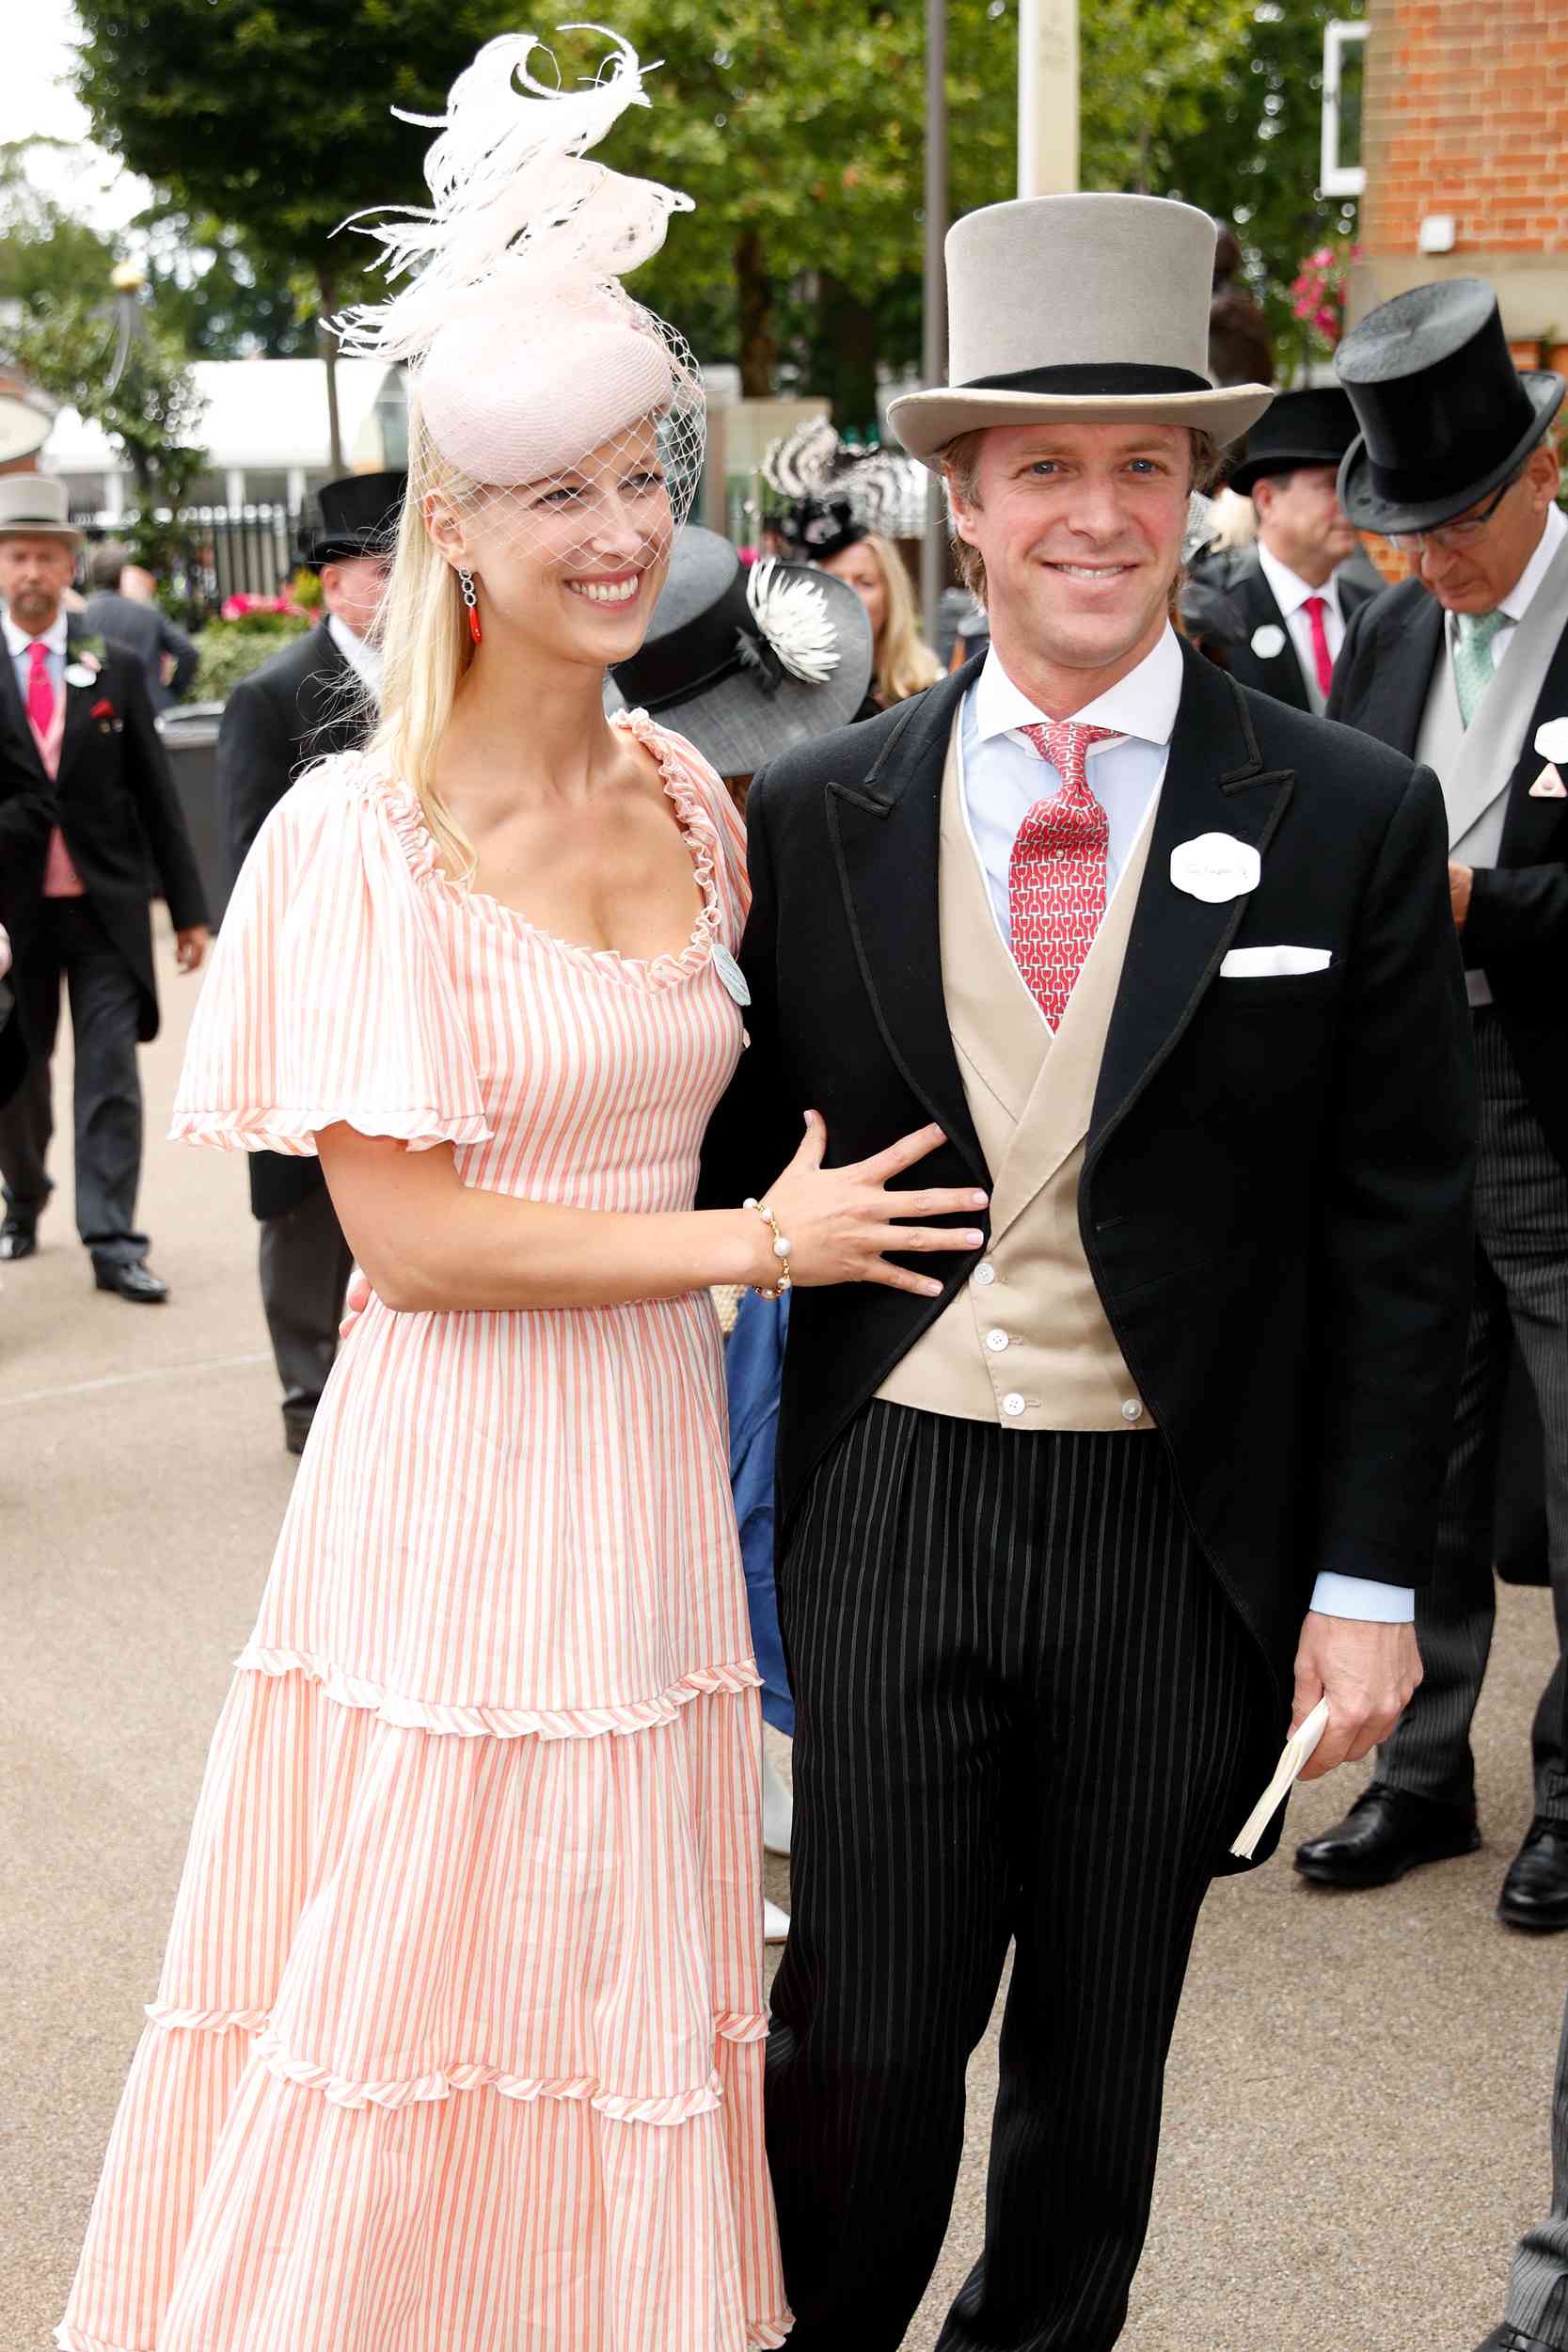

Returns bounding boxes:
[1497,501,1567,624]
[3,607,69,661]
[974,623,1184,752]
[327,611,382,693]
[1256,540,1340,623]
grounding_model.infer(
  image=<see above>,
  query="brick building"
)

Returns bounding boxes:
[1349,0,1568,373]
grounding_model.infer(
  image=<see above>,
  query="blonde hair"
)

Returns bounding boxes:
[364,411,482,882]
[861,532,944,704]
[941,424,1227,601]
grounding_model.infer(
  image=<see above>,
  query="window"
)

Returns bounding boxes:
[1322,21,1368,199]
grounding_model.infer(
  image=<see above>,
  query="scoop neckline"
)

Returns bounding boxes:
[364,710,725,990]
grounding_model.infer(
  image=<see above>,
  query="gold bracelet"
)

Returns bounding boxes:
[742,1196,794,1299]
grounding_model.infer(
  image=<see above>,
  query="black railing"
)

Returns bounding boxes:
[70,501,305,626]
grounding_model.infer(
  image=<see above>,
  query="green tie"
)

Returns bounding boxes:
[1453,608,1509,727]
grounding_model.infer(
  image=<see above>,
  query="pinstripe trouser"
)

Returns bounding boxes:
[1380,1009,1568,1821]
[1506,1987,1568,2344]
[766,1403,1265,2352]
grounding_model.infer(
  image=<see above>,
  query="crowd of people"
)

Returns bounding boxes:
[3,25,1567,2352]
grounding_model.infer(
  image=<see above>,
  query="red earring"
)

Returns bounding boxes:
[459,566,482,644]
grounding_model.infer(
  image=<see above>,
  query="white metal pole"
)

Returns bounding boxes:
[921,0,949,640]
[1018,0,1080,198]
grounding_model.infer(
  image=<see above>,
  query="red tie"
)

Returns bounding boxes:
[1303,596,1334,701]
[26,640,55,734]
[1009,720,1118,1027]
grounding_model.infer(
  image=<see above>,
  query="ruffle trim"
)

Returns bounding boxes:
[169,1105,494,1158]
[235,1643,764,1740]
[59,2320,793,2352]
[141,2003,771,2124]
[347,719,731,990]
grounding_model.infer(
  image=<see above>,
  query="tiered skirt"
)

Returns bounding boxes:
[57,1654,790,2350]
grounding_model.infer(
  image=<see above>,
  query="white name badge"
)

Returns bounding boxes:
[711,942,751,1007]
[1249,624,1287,660]
[64,662,97,689]
[1534,717,1568,764]
[1170,833,1261,905]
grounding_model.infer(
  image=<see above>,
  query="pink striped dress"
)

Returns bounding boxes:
[58,710,790,2352]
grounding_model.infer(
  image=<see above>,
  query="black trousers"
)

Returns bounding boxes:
[0,898,147,1267]
[768,1403,1263,2352]
[258,1183,353,1431]
[1381,1009,1568,1822]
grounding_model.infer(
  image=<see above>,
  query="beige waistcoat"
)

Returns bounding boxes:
[878,718,1154,1434]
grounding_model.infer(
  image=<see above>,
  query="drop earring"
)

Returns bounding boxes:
[458,565,482,645]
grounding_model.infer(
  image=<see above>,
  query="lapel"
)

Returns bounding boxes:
[826,663,990,1189]
[1089,643,1294,1155]
[1361,590,1445,757]
[56,625,100,782]
[1499,610,1568,866]
[0,636,48,787]
[1236,553,1310,712]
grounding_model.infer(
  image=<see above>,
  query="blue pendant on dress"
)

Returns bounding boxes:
[711,942,751,1007]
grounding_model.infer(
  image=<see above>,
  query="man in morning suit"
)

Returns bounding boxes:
[1300,279,1568,1935]
[699,195,1475,2352]
[1192,386,1376,709]
[215,469,404,1452]
[0,474,209,1301]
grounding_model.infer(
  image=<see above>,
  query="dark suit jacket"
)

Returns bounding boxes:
[81,590,199,714]
[1327,574,1568,1175]
[215,620,370,1218]
[701,645,1476,1755]
[1191,547,1377,710]
[0,627,209,1051]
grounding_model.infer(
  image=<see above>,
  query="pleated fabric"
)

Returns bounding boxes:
[58,712,789,2352]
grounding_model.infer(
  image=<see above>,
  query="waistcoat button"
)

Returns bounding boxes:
[973,1262,996,1288]
[1003,1392,1026,1417]
[1121,1398,1144,1422]
[985,1327,1009,1353]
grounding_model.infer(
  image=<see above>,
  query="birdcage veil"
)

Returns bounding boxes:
[331,25,705,575]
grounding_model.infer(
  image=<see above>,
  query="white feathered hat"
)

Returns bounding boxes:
[332,24,702,491]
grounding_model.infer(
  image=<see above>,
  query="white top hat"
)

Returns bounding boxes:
[0,471,82,545]
[888,194,1273,466]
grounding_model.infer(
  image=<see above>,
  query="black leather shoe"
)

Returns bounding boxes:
[0,1216,37,1261]
[93,1258,169,1304]
[283,1413,313,1458]
[1294,1783,1481,1887]
[1475,2327,1566,2349]
[1498,1820,1568,1932]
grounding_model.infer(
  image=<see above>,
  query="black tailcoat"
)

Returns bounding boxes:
[0,627,209,1052]
[214,620,369,1219]
[701,644,1476,1729]
[1327,575,1568,1175]
[1193,546,1376,709]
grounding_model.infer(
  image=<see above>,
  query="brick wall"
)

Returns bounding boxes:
[1349,0,1568,338]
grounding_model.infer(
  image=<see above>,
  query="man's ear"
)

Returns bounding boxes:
[943,471,980,551]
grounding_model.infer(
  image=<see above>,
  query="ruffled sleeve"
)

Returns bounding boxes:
[634,720,751,950]
[170,755,492,1158]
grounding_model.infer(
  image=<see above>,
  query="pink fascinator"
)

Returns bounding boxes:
[332,24,704,507]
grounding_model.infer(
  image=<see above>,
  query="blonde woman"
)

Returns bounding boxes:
[56,36,984,2352]
[814,530,944,711]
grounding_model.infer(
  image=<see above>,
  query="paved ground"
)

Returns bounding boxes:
[5,920,1564,2352]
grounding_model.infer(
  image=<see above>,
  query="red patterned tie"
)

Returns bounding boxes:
[26,640,55,734]
[1009,720,1118,1026]
[1303,596,1334,700]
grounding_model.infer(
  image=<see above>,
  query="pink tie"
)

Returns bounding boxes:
[1303,596,1334,701]
[1009,720,1118,1026]
[26,640,55,735]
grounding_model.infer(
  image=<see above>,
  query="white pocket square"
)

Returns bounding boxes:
[1219,945,1333,977]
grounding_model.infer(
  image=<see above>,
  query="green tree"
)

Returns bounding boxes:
[71,0,515,466]
[140,205,317,358]
[0,141,117,310]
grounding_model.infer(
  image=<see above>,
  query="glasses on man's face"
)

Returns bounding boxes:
[1387,471,1521,552]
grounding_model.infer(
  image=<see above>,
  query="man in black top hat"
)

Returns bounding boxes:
[1300,279,1568,1931]
[214,469,404,1453]
[1192,387,1377,710]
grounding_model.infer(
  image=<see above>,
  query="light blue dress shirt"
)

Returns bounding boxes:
[959,627,1412,1627]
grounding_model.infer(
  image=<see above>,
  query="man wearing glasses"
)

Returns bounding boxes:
[1302,279,1568,1946]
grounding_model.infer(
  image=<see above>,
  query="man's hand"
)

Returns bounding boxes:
[175,925,209,975]
[1291,1612,1421,1780]
[1448,860,1473,933]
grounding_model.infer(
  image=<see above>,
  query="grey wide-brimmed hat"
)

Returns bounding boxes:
[0,471,82,547]
[888,194,1274,468]
[605,527,873,778]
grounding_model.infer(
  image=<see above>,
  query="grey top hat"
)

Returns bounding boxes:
[889,194,1273,466]
[605,528,873,779]
[0,472,82,546]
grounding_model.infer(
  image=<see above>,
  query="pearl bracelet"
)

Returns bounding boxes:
[742,1196,794,1299]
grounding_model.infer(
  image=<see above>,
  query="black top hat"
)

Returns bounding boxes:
[299,470,408,567]
[1335,280,1564,534]
[778,495,868,564]
[1227,387,1359,498]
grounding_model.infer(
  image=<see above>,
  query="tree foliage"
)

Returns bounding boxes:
[0,142,118,310]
